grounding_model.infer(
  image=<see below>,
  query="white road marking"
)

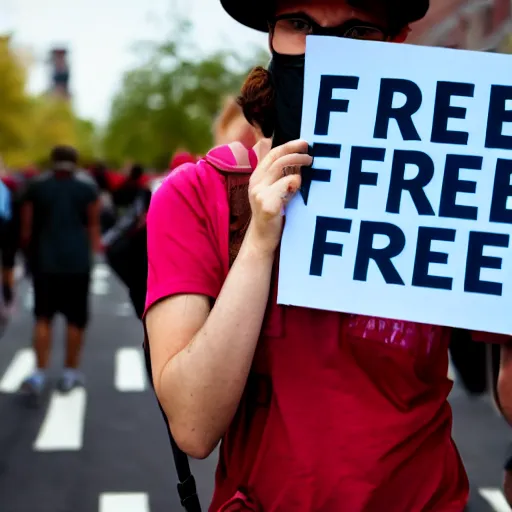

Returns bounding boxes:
[92,263,110,295]
[93,264,111,280]
[115,348,146,392]
[92,280,109,295]
[479,488,512,512]
[0,349,35,393]
[14,264,24,281]
[24,286,34,310]
[34,388,87,451]
[115,302,133,317]
[99,493,149,512]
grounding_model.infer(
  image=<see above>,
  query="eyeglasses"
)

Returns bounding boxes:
[270,13,388,56]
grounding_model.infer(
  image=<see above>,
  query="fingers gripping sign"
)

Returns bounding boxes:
[247,139,313,255]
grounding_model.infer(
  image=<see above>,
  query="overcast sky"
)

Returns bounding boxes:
[0,0,267,124]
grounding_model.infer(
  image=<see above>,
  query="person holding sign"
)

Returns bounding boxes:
[144,1,512,511]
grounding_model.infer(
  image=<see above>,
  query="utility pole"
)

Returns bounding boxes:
[48,47,70,100]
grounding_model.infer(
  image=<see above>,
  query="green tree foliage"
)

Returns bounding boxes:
[0,35,31,162]
[0,34,98,169]
[102,20,267,169]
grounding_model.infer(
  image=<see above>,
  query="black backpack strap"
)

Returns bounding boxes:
[142,339,202,512]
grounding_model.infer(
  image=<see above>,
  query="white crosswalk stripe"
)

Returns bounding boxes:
[480,488,512,511]
[34,388,87,451]
[92,264,111,296]
[114,302,133,317]
[115,348,147,392]
[23,285,34,310]
[0,349,35,393]
[99,493,150,512]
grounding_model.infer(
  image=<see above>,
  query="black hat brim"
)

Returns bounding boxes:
[220,0,430,33]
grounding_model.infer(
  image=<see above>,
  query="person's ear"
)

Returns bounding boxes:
[391,25,411,43]
[268,28,274,52]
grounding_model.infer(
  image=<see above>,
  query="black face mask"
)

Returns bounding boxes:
[268,52,305,148]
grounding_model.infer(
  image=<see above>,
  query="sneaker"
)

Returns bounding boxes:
[57,370,85,393]
[19,373,46,405]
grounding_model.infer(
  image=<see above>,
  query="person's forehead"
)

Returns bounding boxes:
[274,0,391,21]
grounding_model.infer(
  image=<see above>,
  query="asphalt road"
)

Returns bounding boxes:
[0,263,510,512]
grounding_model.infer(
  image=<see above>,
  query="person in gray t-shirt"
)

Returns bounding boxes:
[19,145,100,399]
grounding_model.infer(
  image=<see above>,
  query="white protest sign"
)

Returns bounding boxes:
[278,36,512,335]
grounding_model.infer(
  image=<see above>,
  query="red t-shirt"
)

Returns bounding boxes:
[145,142,500,512]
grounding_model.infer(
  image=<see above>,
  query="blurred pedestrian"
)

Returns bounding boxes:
[0,178,12,323]
[112,163,145,214]
[91,161,116,233]
[0,172,21,324]
[19,145,100,398]
[103,181,151,319]
[0,178,10,221]
[169,151,197,172]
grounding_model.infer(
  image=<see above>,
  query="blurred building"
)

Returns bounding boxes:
[49,47,70,99]
[409,0,512,51]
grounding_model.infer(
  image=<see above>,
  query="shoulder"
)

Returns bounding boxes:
[148,161,213,220]
[27,171,51,192]
[33,171,52,184]
[149,141,257,226]
[75,170,98,190]
[152,141,256,202]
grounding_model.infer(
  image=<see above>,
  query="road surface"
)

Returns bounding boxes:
[0,263,510,512]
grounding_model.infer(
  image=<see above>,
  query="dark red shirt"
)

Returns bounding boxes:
[146,143,478,512]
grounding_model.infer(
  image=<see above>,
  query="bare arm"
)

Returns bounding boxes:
[498,343,512,425]
[147,234,273,458]
[87,198,101,253]
[145,139,312,459]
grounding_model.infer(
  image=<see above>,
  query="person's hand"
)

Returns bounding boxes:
[246,139,312,256]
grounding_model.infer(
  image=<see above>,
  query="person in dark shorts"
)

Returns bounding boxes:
[19,145,100,396]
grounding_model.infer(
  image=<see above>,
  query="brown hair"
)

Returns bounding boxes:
[237,66,275,139]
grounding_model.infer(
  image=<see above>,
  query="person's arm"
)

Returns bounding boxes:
[146,139,311,459]
[87,198,101,253]
[472,331,512,423]
[498,342,512,425]
[20,196,33,250]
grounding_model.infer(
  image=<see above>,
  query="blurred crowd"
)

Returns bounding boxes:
[0,95,256,392]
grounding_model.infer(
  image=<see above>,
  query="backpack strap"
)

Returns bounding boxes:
[204,142,255,266]
[142,335,202,512]
[143,143,256,512]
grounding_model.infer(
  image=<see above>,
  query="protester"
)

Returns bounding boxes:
[0,172,22,322]
[169,151,197,172]
[19,145,100,398]
[0,177,12,221]
[142,1,512,510]
[0,178,13,323]
[91,161,116,233]
[103,182,151,319]
[112,163,145,213]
